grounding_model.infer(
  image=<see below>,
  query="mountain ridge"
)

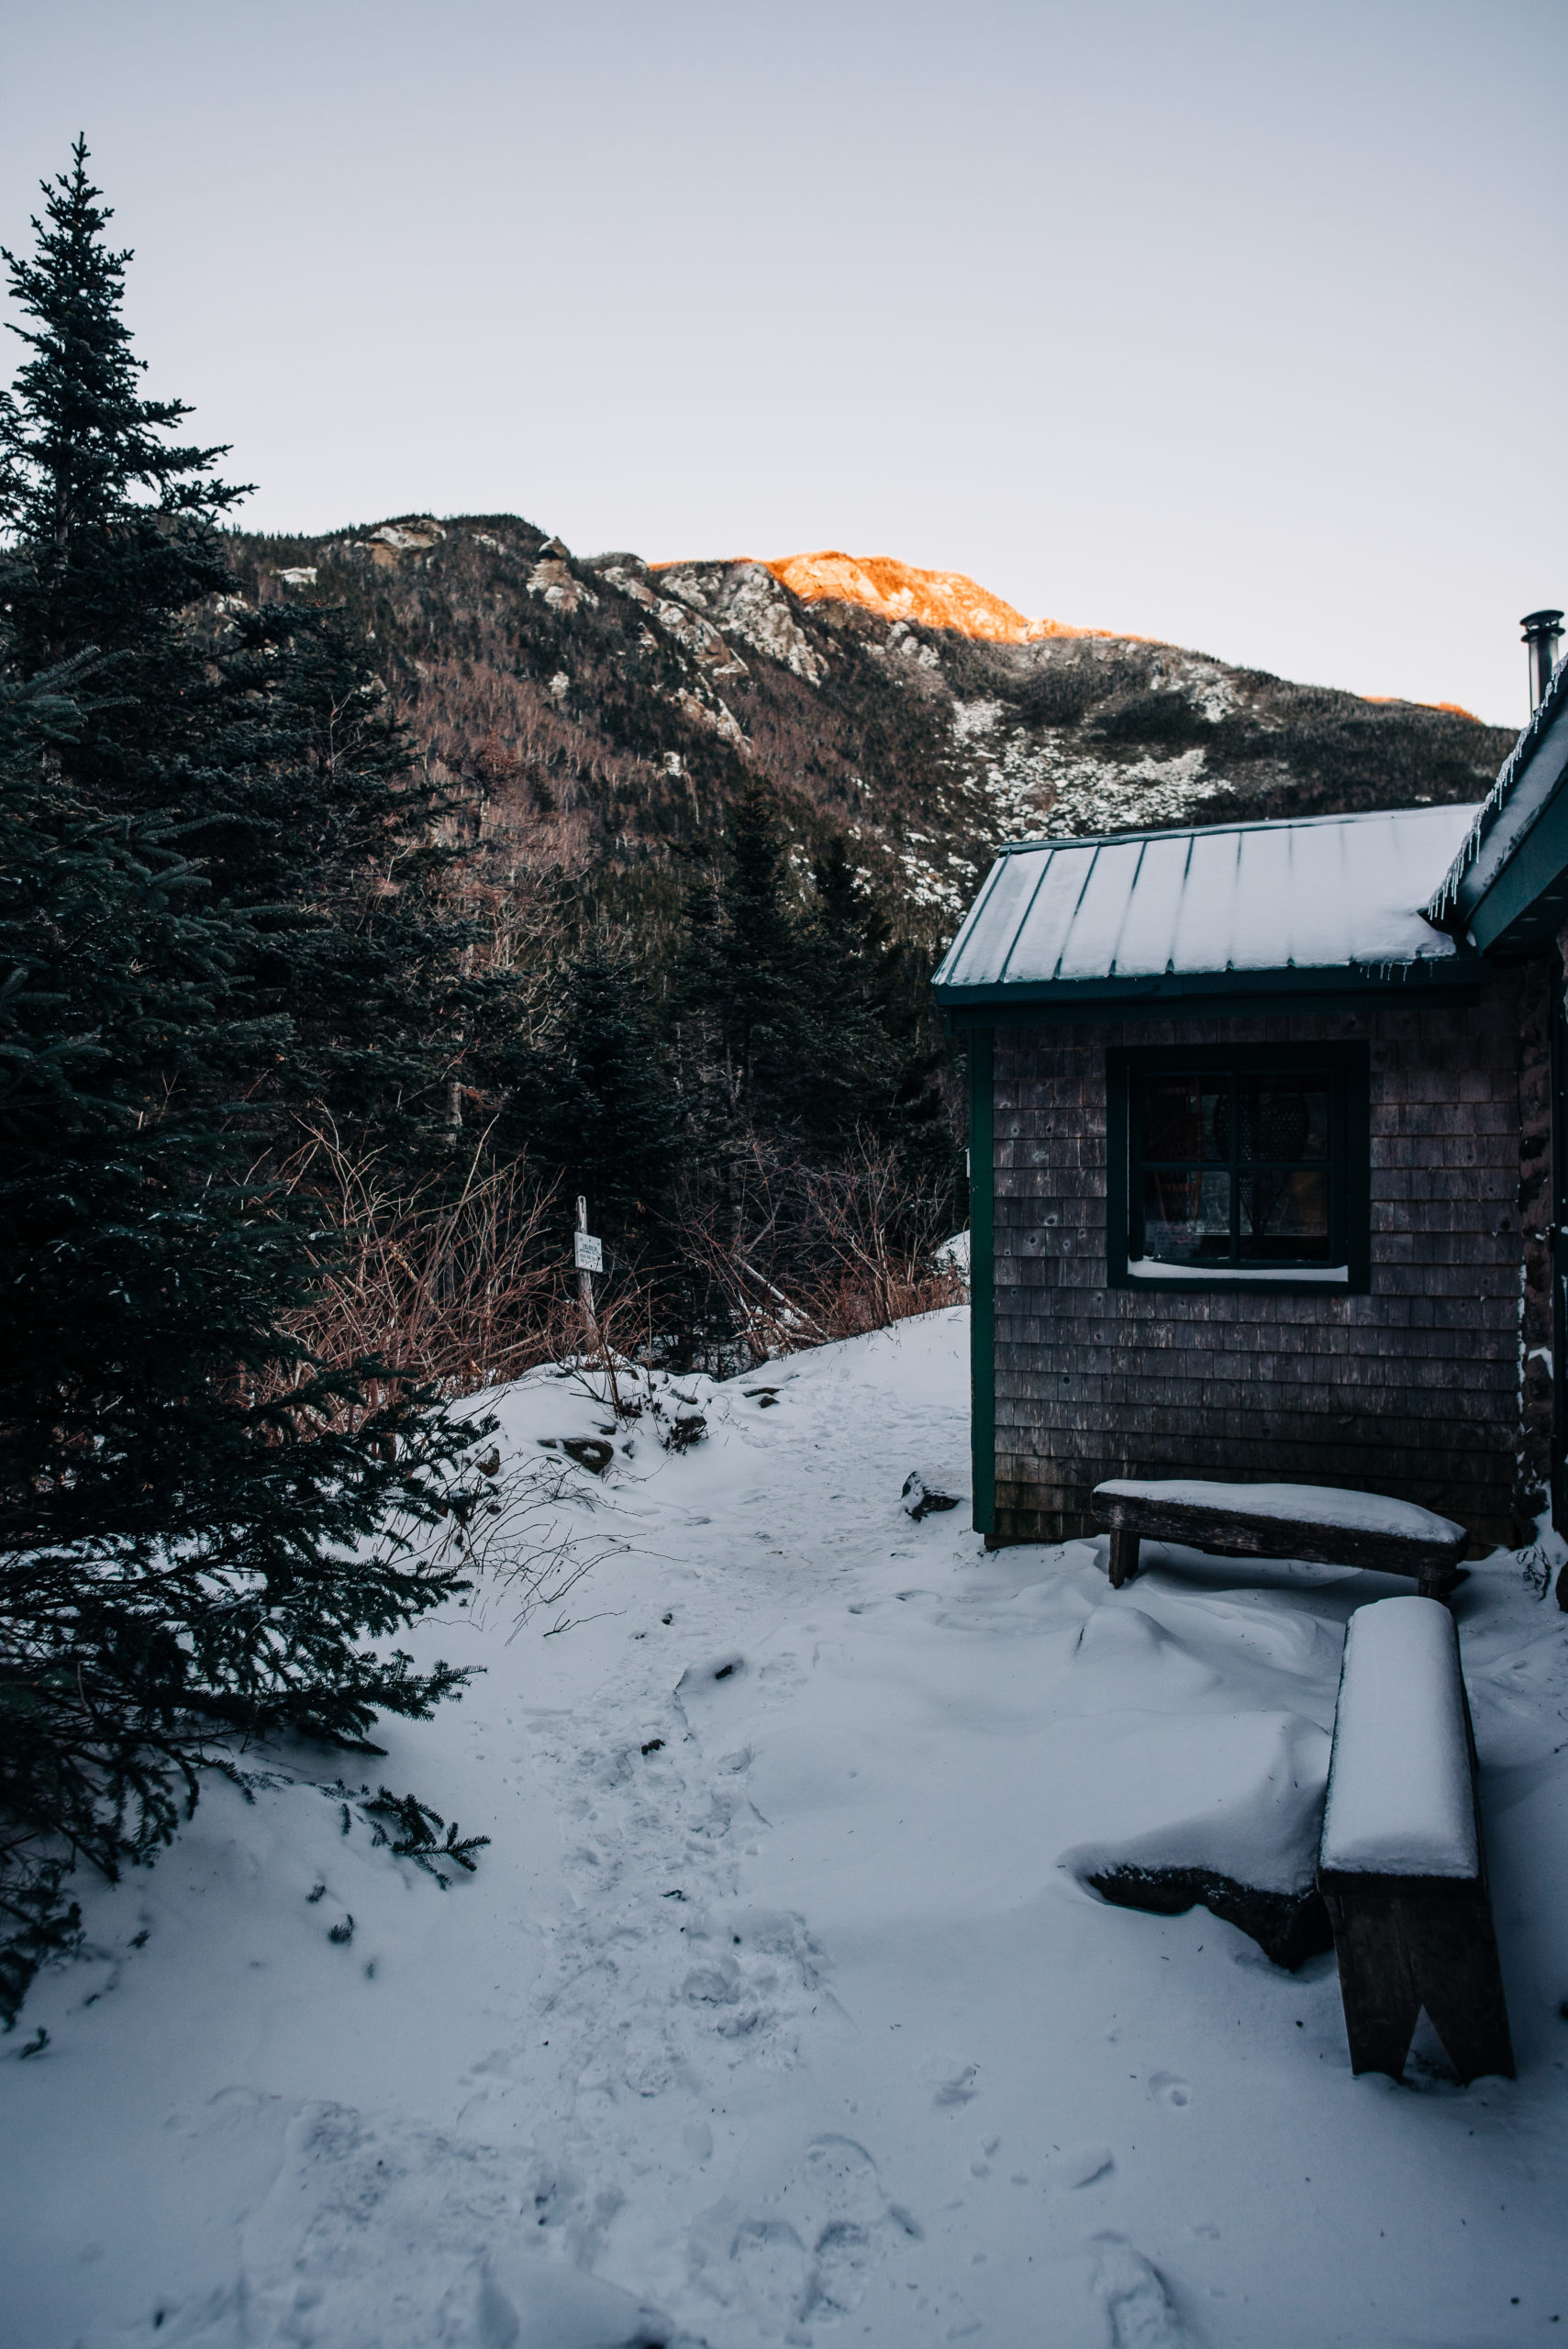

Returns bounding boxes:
[654,549,1132,650]
[225,512,1514,950]
[658,548,1483,717]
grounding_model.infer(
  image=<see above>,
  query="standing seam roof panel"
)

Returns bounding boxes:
[941,850,1040,988]
[1003,848,1104,983]
[931,804,1481,996]
[1106,830,1193,975]
[1227,820,1303,969]
[1169,828,1243,973]
[1055,840,1150,980]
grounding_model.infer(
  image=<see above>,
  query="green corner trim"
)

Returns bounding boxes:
[968,1028,995,1538]
[1467,774,1568,952]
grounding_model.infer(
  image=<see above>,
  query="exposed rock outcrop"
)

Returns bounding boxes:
[761,549,1124,646]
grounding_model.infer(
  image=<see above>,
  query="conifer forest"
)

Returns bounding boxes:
[0,145,963,2015]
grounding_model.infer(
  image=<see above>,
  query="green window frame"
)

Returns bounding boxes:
[1106,1041,1371,1293]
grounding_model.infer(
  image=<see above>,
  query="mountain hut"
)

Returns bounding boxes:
[934,642,1568,1553]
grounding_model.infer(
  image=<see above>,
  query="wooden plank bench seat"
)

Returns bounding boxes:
[1316,1596,1513,2084]
[1090,1478,1469,1599]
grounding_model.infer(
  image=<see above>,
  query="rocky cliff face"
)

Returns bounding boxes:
[227,514,1513,944]
[750,551,1123,645]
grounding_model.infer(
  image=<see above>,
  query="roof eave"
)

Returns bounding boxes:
[1429,658,1568,921]
[1458,741,1568,953]
[934,957,1486,1025]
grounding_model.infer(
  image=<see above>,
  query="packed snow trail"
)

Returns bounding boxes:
[4,1309,1568,2347]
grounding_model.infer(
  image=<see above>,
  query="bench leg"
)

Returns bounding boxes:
[1323,1885,1515,2084]
[1407,1888,1515,2084]
[1108,1529,1140,1589]
[1322,1889,1421,2080]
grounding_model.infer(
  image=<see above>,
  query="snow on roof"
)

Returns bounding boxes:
[1429,652,1568,919]
[935,804,1479,997]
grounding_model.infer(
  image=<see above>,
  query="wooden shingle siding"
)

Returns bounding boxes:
[1519,952,1553,1516]
[989,973,1545,1550]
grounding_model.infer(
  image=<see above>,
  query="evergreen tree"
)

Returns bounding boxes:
[0,150,487,2025]
[672,803,964,1327]
[498,942,683,1267]
[201,599,492,1162]
[0,142,495,1170]
[795,833,902,1152]
[0,139,242,813]
[679,798,957,1172]
[801,833,962,1196]
[678,778,814,1132]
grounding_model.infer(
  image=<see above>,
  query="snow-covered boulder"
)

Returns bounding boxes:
[1059,1707,1333,1968]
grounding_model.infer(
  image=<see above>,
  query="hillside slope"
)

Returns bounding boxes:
[230,517,1512,942]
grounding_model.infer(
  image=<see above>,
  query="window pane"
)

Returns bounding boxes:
[1143,1078,1226,1162]
[1142,1169,1231,1263]
[1240,1170,1330,1259]
[1234,1078,1329,1164]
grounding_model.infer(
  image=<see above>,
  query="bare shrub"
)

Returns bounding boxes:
[248,1118,961,1426]
[260,1120,572,1410]
[394,1444,628,1640]
[681,1135,964,1369]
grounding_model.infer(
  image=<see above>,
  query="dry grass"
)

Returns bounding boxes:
[247,1120,961,1422]
[261,1119,573,1408]
[680,1136,964,1369]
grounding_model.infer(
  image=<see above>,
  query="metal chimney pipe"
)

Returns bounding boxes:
[1521,608,1564,711]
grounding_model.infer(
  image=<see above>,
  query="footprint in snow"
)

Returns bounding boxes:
[917,2052,980,2106]
[675,1653,745,1699]
[150,2103,647,2348]
[1044,2143,1116,2188]
[1091,2234,1190,2346]
[690,2133,921,2332]
[1146,2070,1191,2110]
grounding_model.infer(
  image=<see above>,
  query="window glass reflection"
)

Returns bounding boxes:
[1141,1170,1231,1263]
[1135,1066,1338,1269]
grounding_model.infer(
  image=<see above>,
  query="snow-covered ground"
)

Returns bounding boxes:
[5,1308,1568,2348]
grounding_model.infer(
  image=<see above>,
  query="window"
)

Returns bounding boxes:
[1106,1042,1370,1290]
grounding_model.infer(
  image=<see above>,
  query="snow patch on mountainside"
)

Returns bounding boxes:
[947,708,1235,842]
[1044,744,1236,837]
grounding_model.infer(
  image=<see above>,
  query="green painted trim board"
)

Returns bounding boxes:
[1467,778,1568,952]
[968,1029,995,1539]
[935,961,1483,1021]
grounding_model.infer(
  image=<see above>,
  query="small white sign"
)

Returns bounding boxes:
[573,1231,604,1274]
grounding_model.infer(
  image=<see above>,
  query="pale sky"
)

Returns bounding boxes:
[4,0,1562,728]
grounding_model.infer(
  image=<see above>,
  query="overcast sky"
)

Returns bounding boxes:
[4,1,1562,727]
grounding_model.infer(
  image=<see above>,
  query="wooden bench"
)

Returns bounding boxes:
[1316,1596,1513,2084]
[1091,1478,1468,1599]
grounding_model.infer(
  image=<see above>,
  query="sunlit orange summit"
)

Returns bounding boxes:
[758,551,1123,644]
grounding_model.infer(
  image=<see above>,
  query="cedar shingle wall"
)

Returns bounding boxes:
[991,971,1547,1551]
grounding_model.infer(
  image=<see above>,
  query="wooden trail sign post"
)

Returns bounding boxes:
[573,1196,603,1336]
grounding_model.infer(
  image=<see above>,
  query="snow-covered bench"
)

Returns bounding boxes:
[1317,1597,1513,2084]
[1090,1479,1468,1599]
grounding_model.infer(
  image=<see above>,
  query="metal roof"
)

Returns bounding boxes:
[933,803,1480,1009]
